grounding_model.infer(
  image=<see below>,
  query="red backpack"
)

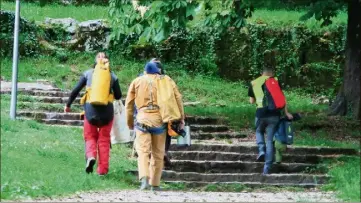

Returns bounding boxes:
[263,77,286,110]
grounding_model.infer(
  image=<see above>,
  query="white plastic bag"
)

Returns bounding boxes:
[176,126,191,146]
[110,100,131,144]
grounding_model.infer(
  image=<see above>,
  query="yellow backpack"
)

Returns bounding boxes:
[88,59,112,105]
[154,75,181,123]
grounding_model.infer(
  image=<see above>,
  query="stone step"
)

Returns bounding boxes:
[15,95,126,105]
[33,120,238,140]
[166,160,325,174]
[169,143,359,156]
[18,112,82,120]
[16,102,83,112]
[0,81,61,92]
[164,181,322,189]
[30,118,233,136]
[1,89,75,97]
[185,116,222,125]
[168,151,340,164]
[21,96,80,104]
[190,125,229,132]
[17,112,225,126]
[129,170,329,184]
[191,132,247,139]
[39,119,84,126]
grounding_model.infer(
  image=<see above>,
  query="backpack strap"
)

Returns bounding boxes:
[143,75,160,111]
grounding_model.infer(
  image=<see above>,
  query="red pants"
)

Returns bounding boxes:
[83,117,113,175]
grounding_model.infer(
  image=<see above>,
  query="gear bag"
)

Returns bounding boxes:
[145,75,182,123]
[88,59,112,105]
[263,77,286,110]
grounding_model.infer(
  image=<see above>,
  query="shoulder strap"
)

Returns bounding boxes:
[145,75,155,106]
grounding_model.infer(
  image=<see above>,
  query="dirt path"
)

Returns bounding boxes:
[31,190,339,202]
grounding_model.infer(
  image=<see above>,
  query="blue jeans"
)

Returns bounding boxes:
[255,116,280,168]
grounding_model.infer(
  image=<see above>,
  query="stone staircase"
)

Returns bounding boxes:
[1,88,359,189]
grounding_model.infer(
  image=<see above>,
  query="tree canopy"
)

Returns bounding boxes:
[108,0,253,43]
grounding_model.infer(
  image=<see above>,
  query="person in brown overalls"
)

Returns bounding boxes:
[125,62,184,191]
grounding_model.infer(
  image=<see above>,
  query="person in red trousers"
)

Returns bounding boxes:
[64,52,122,176]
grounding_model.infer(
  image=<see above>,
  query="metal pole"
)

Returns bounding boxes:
[10,0,20,120]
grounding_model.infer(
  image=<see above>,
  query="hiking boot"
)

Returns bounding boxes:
[256,153,265,162]
[85,157,96,174]
[151,186,161,191]
[140,177,150,190]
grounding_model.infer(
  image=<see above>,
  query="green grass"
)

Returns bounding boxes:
[1,2,108,22]
[323,156,361,202]
[0,98,137,200]
[0,53,315,107]
[0,53,327,122]
[294,130,360,149]
[1,2,346,31]
[248,9,347,31]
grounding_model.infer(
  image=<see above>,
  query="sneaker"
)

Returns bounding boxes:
[256,153,265,162]
[263,165,270,175]
[140,177,150,190]
[85,157,96,174]
[151,186,161,191]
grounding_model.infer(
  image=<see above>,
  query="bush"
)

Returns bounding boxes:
[0,11,41,57]
[111,23,345,93]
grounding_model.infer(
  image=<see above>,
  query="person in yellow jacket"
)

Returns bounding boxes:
[125,62,185,191]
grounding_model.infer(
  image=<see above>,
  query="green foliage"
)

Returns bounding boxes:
[115,22,345,93]
[251,0,312,10]
[0,11,41,57]
[300,0,346,26]
[0,99,137,200]
[108,0,253,43]
[200,0,254,31]
[108,0,199,43]
[156,28,219,75]
[3,0,110,6]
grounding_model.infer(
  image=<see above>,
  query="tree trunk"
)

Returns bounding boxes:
[329,0,361,120]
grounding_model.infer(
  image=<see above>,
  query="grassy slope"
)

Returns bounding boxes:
[1,2,107,22]
[1,2,346,31]
[0,53,325,114]
[0,98,137,200]
[249,9,347,31]
[1,53,359,146]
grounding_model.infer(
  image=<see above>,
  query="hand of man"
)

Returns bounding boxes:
[64,106,71,113]
[179,120,185,130]
[128,125,134,130]
[286,112,293,120]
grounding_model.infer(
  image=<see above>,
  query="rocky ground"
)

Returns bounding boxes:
[28,190,338,202]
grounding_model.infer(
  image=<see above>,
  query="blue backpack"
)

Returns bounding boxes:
[274,113,301,145]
